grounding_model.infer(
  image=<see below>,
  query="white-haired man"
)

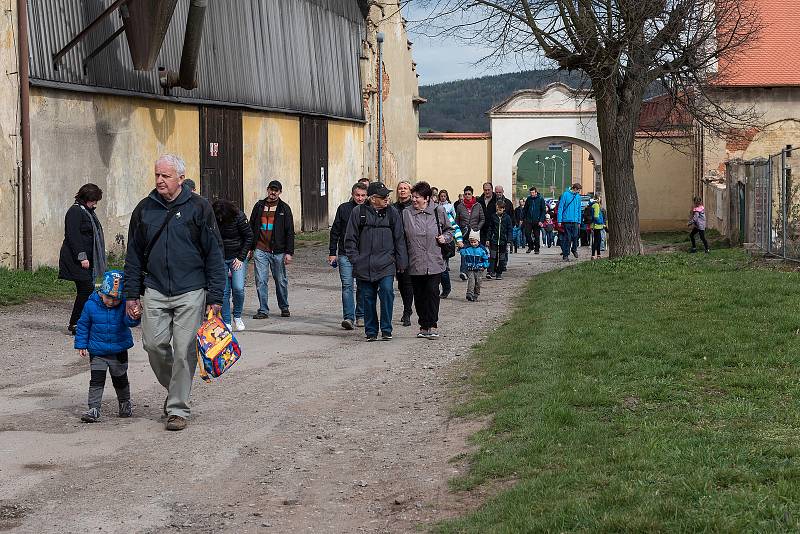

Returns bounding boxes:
[123,154,225,431]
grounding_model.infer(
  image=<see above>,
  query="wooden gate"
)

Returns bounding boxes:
[300,116,329,231]
[199,106,244,209]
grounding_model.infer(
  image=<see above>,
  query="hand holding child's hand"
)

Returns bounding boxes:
[78,349,89,358]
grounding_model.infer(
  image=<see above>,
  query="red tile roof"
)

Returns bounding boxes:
[717,0,800,87]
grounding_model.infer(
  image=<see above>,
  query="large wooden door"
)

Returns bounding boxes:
[199,106,243,209]
[300,116,329,231]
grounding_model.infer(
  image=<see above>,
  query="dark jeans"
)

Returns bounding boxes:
[591,229,602,256]
[560,223,580,258]
[411,273,442,330]
[362,275,395,337]
[396,270,414,316]
[489,246,508,275]
[690,228,709,251]
[545,229,554,247]
[524,221,541,251]
[69,279,95,328]
[88,351,130,408]
[440,259,451,295]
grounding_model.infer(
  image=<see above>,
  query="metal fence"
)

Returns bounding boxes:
[731,145,800,259]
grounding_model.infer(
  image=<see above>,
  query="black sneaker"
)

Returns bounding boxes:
[365,335,378,342]
[526,248,532,254]
[252,312,269,319]
[486,273,493,280]
[440,291,450,299]
[466,295,474,302]
[341,319,354,330]
[495,274,503,280]
[280,309,291,317]
[381,333,393,341]
[81,407,100,423]
[119,400,133,418]
[534,250,540,254]
[459,273,467,281]
[572,250,578,258]
[401,312,412,327]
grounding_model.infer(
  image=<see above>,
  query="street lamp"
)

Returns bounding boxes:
[376,31,384,181]
[543,156,557,190]
[534,158,545,188]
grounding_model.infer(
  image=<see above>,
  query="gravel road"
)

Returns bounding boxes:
[0,241,576,533]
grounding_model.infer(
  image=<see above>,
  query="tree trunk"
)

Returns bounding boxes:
[595,89,644,257]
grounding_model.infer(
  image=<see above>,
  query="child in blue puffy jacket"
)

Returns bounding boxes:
[74,270,140,423]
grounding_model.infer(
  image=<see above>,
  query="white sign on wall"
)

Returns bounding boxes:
[320,167,326,197]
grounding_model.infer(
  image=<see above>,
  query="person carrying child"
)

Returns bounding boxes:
[74,271,140,423]
[485,199,514,280]
[688,195,710,253]
[459,231,490,301]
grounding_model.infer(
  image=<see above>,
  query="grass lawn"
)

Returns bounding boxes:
[0,267,75,306]
[440,248,800,532]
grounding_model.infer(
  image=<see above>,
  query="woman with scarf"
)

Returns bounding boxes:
[454,185,485,281]
[59,183,106,335]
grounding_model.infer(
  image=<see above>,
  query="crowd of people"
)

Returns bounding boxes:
[60,153,713,430]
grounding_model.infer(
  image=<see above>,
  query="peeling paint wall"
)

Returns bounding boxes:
[0,2,20,267]
[242,112,301,230]
[327,120,365,224]
[29,87,199,267]
[361,1,421,188]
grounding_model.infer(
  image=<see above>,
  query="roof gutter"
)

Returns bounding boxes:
[17,0,32,270]
[159,0,207,90]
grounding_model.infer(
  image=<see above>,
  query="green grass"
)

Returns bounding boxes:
[0,267,75,305]
[295,230,329,244]
[438,249,800,533]
[641,229,728,250]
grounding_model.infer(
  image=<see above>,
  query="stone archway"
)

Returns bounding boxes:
[511,136,603,199]
[489,83,602,197]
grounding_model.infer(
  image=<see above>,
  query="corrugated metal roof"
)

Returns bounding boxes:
[27,0,366,120]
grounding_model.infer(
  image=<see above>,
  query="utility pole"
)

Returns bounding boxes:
[376,32,384,182]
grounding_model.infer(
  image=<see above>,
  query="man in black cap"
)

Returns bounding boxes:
[248,179,295,319]
[344,182,408,341]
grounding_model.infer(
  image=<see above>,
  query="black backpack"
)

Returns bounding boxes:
[582,204,593,225]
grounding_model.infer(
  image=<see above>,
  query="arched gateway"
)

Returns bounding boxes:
[489,83,603,195]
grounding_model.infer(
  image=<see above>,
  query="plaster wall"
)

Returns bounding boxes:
[241,112,301,230]
[0,3,20,267]
[417,138,491,197]
[361,1,420,187]
[29,87,199,268]
[633,137,695,231]
[327,120,365,224]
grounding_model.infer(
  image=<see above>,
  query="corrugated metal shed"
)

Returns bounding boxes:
[27,0,366,121]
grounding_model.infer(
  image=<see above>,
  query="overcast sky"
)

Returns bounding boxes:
[404,3,534,86]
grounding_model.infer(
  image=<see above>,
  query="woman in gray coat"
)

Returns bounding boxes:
[402,181,454,339]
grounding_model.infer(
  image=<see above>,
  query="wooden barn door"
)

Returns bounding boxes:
[300,116,329,231]
[199,106,243,209]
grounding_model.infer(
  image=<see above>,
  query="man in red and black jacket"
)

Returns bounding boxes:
[248,180,295,319]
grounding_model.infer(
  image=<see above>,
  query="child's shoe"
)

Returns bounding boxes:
[495,274,503,280]
[81,407,101,423]
[119,400,133,418]
[466,295,474,302]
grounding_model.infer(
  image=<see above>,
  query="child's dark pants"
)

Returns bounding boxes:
[690,228,709,251]
[88,351,130,409]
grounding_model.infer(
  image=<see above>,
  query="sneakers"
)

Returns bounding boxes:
[233,317,246,331]
[81,407,100,423]
[495,274,503,280]
[572,250,578,258]
[119,400,133,418]
[280,309,291,317]
[225,323,232,331]
[341,319,354,330]
[365,335,378,342]
[459,273,467,281]
[534,250,540,255]
[417,330,432,339]
[440,291,450,299]
[252,312,269,319]
[165,415,187,431]
[563,256,571,262]
[526,248,532,254]
[355,318,364,327]
[381,333,393,341]
[486,273,493,280]
[401,312,412,327]
[429,330,440,338]
[689,248,698,253]
[466,295,475,302]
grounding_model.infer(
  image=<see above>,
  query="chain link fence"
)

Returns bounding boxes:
[726,145,800,260]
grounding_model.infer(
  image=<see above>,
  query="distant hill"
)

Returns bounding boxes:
[419,70,586,133]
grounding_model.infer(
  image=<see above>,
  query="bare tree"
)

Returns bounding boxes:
[414,0,760,256]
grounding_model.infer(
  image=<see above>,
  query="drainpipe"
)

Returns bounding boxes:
[17,0,32,271]
[376,32,384,182]
[159,0,207,90]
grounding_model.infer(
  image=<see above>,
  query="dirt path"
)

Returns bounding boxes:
[0,241,576,533]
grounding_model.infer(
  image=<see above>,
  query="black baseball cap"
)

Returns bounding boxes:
[367,182,391,197]
[267,180,282,191]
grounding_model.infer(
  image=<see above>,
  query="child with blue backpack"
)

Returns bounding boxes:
[74,270,140,423]
[459,231,490,301]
